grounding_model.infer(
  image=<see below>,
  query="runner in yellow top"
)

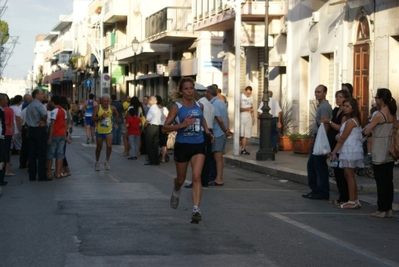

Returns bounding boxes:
[91,94,119,171]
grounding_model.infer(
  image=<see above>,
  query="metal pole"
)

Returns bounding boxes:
[233,0,241,156]
[134,52,137,96]
[256,0,274,161]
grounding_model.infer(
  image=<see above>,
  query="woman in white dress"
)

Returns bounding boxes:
[330,98,364,209]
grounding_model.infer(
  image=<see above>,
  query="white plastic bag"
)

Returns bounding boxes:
[312,123,331,155]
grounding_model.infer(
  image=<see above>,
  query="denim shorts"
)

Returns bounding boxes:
[212,134,227,152]
[47,136,66,159]
[96,132,112,140]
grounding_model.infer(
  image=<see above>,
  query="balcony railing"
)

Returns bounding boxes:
[193,0,287,25]
[145,7,192,39]
[103,0,128,23]
[51,40,73,55]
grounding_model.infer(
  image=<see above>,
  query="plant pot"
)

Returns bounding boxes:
[292,138,314,154]
[278,136,292,151]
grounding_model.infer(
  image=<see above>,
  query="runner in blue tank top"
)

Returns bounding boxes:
[162,77,214,223]
[83,94,98,144]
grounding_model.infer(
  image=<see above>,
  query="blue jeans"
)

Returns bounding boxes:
[128,135,139,157]
[112,119,123,145]
[271,118,278,149]
[307,140,329,198]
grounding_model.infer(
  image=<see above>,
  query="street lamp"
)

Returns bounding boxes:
[108,51,114,95]
[93,59,98,97]
[256,0,274,161]
[131,37,139,96]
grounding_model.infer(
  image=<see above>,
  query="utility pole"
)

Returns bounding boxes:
[256,0,274,161]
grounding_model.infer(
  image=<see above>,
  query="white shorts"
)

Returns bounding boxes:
[240,116,252,138]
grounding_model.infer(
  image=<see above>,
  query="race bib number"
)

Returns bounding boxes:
[100,117,111,128]
[183,118,200,136]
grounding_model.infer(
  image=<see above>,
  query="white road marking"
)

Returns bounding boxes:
[269,212,399,267]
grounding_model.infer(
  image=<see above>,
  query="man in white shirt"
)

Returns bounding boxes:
[144,96,162,165]
[240,86,254,155]
[257,91,282,152]
[10,95,23,154]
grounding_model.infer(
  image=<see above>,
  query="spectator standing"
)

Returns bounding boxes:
[363,88,397,218]
[206,85,232,186]
[257,90,282,152]
[163,77,213,223]
[46,96,67,179]
[240,86,254,155]
[330,98,364,209]
[144,96,161,165]
[110,94,124,145]
[92,94,119,171]
[83,93,97,144]
[126,107,141,160]
[142,96,150,115]
[0,94,15,177]
[321,90,351,206]
[156,95,169,163]
[25,89,49,181]
[0,100,6,186]
[10,95,23,155]
[21,93,32,110]
[302,85,332,200]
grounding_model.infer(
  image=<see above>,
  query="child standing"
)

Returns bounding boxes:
[126,107,141,160]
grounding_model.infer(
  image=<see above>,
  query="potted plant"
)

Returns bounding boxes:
[289,133,314,154]
[278,101,294,151]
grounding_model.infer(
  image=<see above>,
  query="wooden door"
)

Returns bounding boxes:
[353,44,369,127]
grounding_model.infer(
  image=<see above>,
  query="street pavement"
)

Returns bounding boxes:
[0,126,399,267]
[224,138,399,210]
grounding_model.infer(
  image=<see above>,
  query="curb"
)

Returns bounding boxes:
[224,155,377,194]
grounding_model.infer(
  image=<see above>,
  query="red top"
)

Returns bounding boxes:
[50,106,66,136]
[126,116,141,136]
[4,107,14,136]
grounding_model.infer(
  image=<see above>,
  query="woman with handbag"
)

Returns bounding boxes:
[363,88,397,218]
[322,90,350,206]
[330,98,364,209]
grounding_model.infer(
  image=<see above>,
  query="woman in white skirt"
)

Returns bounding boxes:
[330,98,364,209]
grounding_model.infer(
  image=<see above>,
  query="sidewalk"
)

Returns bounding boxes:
[223,138,399,207]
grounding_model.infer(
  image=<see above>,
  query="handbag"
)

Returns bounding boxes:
[389,123,399,160]
[312,123,331,155]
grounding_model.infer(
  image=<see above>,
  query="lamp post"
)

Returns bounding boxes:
[93,60,98,97]
[131,37,139,96]
[256,0,274,161]
[108,51,114,95]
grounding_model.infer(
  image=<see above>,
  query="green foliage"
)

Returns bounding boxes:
[280,101,294,136]
[0,20,10,44]
[289,133,313,142]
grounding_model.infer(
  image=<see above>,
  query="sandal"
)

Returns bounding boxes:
[339,201,361,209]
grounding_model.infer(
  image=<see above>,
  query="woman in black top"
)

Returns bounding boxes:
[322,89,350,205]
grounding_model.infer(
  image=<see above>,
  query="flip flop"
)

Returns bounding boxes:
[209,181,224,186]
[5,173,16,177]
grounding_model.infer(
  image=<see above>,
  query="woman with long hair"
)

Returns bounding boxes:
[121,96,145,156]
[163,77,213,223]
[330,98,364,209]
[322,90,351,206]
[363,88,397,218]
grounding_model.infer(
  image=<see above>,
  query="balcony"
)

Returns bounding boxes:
[51,40,73,55]
[145,7,197,44]
[193,0,287,31]
[88,0,104,17]
[103,0,128,24]
[44,49,55,62]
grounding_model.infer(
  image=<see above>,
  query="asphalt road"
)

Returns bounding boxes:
[1,126,398,267]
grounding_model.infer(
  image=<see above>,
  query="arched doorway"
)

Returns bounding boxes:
[353,16,370,126]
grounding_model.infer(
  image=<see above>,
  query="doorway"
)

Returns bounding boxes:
[353,16,370,127]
